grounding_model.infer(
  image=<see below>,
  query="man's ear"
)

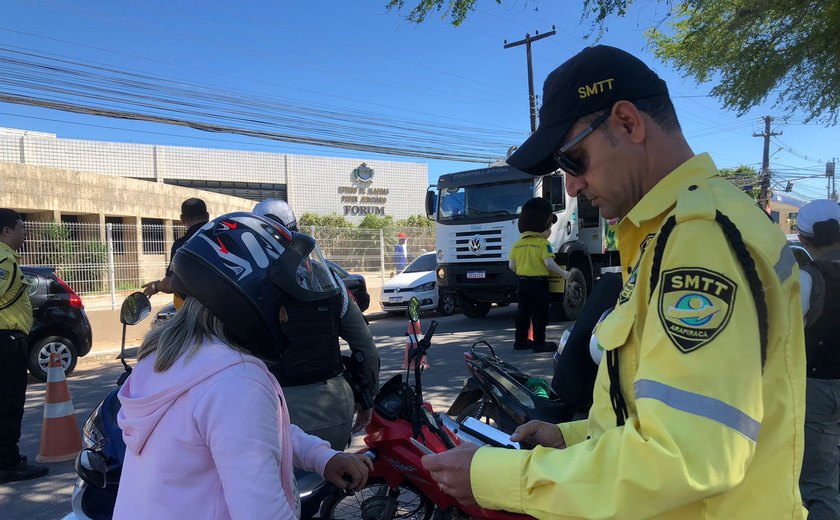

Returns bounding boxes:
[612,100,646,144]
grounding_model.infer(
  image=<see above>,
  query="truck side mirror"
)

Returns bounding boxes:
[550,176,566,211]
[425,190,437,220]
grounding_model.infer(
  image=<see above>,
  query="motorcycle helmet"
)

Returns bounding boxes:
[253,198,298,232]
[169,212,339,361]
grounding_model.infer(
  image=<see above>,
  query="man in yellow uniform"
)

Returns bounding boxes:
[0,209,48,484]
[423,46,807,519]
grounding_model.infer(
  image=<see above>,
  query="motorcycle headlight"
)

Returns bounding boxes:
[82,402,106,449]
[414,281,436,292]
[558,329,571,355]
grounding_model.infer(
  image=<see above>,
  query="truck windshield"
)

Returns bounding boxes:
[438,179,534,222]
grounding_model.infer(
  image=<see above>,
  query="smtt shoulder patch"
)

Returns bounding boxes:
[658,267,737,353]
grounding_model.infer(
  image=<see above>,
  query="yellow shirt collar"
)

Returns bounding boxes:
[624,153,720,228]
[0,240,20,260]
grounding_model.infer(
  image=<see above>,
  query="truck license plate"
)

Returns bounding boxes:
[389,296,402,303]
[466,271,486,279]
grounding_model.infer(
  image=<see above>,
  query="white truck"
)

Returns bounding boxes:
[425,164,620,319]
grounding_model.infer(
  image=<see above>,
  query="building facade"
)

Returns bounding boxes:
[0,127,428,225]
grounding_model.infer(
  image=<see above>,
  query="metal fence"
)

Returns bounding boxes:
[20,220,435,310]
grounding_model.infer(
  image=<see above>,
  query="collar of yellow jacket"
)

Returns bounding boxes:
[519,231,545,239]
[0,240,20,260]
[624,153,719,228]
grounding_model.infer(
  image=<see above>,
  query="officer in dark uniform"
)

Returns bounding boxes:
[797,199,840,520]
[253,199,380,450]
[143,198,210,310]
[0,209,48,484]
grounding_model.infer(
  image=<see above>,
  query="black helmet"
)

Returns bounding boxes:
[170,212,340,361]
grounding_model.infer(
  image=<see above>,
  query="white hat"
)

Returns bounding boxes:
[797,199,840,237]
[253,199,297,231]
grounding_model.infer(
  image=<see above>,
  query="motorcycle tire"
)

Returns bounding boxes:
[319,478,434,519]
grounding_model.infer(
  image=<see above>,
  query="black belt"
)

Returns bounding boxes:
[0,330,26,343]
[519,275,547,279]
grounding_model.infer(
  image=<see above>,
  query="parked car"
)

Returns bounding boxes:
[151,260,370,325]
[22,266,93,381]
[326,260,370,312]
[380,252,457,317]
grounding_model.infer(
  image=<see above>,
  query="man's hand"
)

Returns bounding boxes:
[510,420,566,449]
[323,453,373,491]
[421,443,480,507]
[352,404,372,433]
[141,281,159,298]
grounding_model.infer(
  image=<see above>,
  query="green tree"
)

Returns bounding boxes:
[719,165,760,201]
[388,0,840,123]
[385,0,496,25]
[396,214,435,228]
[358,214,395,229]
[298,212,353,228]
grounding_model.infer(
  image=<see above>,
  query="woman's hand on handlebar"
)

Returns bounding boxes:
[324,453,373,491]
[509,420,567,449]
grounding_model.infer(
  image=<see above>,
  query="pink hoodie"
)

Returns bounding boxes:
[114,339,337,520]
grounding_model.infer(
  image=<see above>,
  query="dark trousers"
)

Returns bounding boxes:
[0,332,28,469]
[515,278,550,345]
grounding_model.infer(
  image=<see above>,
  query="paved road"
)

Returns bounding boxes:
[2,306,572,519]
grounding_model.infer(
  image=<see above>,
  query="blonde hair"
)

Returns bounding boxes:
[138,297,245,372]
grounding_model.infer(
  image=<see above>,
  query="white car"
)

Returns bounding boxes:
[380,252,457,317]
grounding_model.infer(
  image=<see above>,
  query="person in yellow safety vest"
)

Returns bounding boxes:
[143,198,210,310]
[423,45,807,520]
[0,209,49,484]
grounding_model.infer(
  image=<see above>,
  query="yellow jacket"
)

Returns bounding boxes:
[470,154,807,519]
[0,241,33,334]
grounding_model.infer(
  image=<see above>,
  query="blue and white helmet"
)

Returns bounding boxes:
[170,212,339,361]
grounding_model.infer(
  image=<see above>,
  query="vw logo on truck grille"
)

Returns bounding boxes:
[468,235,485,254]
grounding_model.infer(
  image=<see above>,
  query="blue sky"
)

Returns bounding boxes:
[2,0,838,201]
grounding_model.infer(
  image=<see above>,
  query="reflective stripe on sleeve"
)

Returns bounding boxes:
[635,379,760,442]
[774,244,796,284]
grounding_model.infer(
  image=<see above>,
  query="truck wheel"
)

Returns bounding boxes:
[553,267,587,321]
[461,298,492,319]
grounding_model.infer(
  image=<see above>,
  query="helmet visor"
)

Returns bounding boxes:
[270,232,340,302]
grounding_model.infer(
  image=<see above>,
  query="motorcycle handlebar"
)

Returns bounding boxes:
[422,320,438,347]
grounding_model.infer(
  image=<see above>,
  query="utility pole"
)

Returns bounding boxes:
[504,27,555,197]
[826,160,836,200]
[754,116,782,212]
[504,27,556,133]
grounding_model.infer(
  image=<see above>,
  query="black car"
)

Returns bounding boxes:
[22,266,93,381]
[326,260,370,312]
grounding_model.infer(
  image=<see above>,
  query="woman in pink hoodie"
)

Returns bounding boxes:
[114,213,372,519]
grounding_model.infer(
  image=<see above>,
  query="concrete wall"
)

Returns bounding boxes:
[0,162,254,219]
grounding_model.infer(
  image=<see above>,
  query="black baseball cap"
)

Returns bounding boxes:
[507,45,670,176]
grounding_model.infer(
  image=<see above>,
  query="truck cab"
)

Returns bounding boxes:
[427,164,619,320]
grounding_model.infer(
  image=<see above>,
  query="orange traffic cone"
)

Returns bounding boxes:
[36,353,82,463]
[528,321,534,342]
[403,320,429,370]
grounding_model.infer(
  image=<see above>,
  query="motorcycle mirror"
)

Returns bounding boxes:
[120,292,152,326]
[407,296,421,323]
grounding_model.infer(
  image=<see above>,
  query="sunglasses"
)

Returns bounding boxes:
[553,112,611,177]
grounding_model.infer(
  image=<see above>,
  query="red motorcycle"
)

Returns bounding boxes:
[319,297,534,520]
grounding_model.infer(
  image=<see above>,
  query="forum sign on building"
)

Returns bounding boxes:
[0,127,429,225]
